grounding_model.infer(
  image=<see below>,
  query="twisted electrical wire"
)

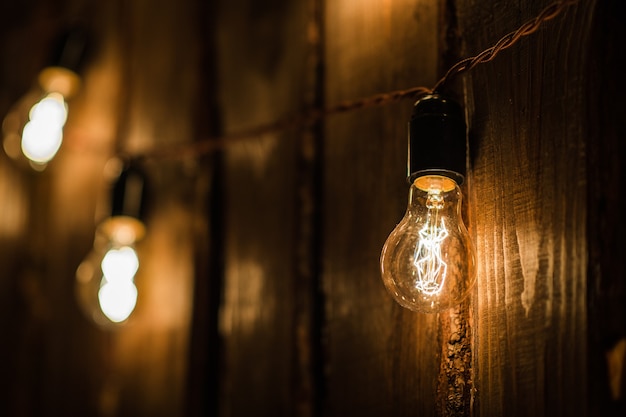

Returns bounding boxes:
[137,0,579,161]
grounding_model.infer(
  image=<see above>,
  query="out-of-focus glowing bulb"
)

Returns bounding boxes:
[20,93,67,164]
[98,281,138,323]
[76,220,145,327]
[101,246,139,283]
[380,94,475,313]
[381,176,475,312]
[28,93,68,126]
[2,26,87,169]
[98,246,139,323]
[75,162,148,328]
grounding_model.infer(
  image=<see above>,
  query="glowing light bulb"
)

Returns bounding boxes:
[76,218,145,326]
[75,161,149,327]
[98,246,139,323]
[28,92,68,126]
[20,93,67,164]
[98,279,138,323]
[2,27,87,169]
[101,246,139,282]
[381,176,475,312]
[380,94,475,313]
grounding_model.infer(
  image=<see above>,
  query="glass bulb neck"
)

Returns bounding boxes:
[97,216,146,246]
[408,175,461,208]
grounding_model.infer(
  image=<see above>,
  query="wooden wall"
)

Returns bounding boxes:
[214,0,625,415]
[459,1,591,415]
[1,0,625,416]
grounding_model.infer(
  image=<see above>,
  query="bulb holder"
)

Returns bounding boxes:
[48,25,90,76]
[407,94,466,185]
[110,162,149,223]
[37,25,90,98]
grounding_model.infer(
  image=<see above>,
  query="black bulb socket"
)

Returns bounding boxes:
[48,25,91,74]
[407,94,466,185]
[110,163,148,222]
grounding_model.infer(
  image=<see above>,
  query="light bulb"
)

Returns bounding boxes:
[380,94,475,313]
[98,245,139,323]
[101,246,139,282]
[98,279,138,323]
[76,162,148,327]
[381,175,475,312]
[2,27,86,169]
[76,217,145,326]
[20,93,67,164]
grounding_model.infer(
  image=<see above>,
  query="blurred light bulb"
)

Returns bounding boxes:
[75,162,148,327]
[76,218,145,326]
[28,92,68,125]
[2,27,87,169]
[98,245,139,323]
[101,246,139,282]
[98,280,138,323]
[380,94,475,313]
[20,93,67,164]
[381,176,475,312]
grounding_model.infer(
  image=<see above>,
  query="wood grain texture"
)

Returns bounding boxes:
[457,0,595,415]
[323,1,443,416]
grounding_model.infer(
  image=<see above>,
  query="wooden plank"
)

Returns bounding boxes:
[214,0,311,415]
[107,0,202,415]
[323,1,443,415]
[456,0,595,415]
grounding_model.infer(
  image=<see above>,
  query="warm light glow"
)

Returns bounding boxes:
[101,246,139,283]
[97,245,139,322]
[98,279,138,323]
[38,66,81,98]
[100,217,146,247]
[20,93,67,164]
[28,93,68,126]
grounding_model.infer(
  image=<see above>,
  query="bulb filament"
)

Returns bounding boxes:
[413,191,448,295]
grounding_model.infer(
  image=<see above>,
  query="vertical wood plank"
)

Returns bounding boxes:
[323,1,442,415]
[185,0,223,416]
[456,0,595,415]
[109,0,201,415]
[214,0,310,415]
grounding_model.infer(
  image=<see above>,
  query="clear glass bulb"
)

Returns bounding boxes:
[380,175,476,313]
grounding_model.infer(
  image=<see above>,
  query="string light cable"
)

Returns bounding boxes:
[130,0,579,161]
